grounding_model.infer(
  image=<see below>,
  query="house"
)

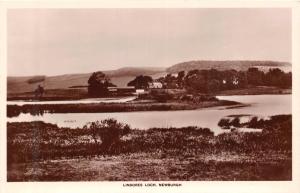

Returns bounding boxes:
[223,78,239,85]
[148,81,163,89]
[233,77,239,85]
[135,89,145,94]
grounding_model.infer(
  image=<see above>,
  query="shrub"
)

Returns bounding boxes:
[230,117,241,127]
[83,118,131,152]
[218,118,231,129]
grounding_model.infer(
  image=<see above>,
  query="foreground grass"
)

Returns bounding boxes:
[7,115,292,181]
[8,151,291,181]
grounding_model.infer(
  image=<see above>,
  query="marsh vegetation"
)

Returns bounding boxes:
[7,115,291,181]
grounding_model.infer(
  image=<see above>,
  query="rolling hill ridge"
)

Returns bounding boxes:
[167,60,291,73]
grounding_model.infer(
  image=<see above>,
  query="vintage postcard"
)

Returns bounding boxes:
[0,1,300,193]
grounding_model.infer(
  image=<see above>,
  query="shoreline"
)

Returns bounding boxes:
[7,99,240,117]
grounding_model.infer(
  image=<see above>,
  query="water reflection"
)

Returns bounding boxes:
[7,95,291,135]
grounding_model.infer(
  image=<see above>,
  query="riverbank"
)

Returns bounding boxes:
[7,99,239,117]
[7,115,292,181]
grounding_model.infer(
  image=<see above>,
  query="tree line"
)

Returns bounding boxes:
[125,67,291,93]
[87,67,291,96]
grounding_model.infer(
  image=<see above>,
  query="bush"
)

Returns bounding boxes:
[83,118,131,152]
[231,117,241,127]
[218,117,240,129]
[218,118,231,129]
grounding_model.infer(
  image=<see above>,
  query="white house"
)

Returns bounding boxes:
[135,89,145,94]
[148,82,163,89]
[233,77,239,85]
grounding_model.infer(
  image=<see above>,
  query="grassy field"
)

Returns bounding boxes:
[7,67,165,94]
[7,115,292,181]
[7,88,89,101]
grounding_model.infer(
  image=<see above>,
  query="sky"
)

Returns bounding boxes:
[7,8,291,76]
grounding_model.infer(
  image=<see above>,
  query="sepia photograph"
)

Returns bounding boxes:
[5,7,293,182]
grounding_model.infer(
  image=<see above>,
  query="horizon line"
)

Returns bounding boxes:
[7,59,292,77]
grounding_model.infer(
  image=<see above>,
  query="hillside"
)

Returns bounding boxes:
[7,67,165,94]
[167,60,291,73]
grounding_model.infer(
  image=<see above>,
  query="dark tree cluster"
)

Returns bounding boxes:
[155,71,185,89]
[87,71,116,97]
[83,118,131,152]
[127,75,153,89]
[157,67,291,93]
[263,68,292,88]
[183,69,248,93]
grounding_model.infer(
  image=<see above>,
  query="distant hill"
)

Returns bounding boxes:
[167,60,291,73]
[104,67,165,77]
[7,67,165,94]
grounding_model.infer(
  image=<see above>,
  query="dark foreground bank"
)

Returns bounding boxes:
[7,115,291,181]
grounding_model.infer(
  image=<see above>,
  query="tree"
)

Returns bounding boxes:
[281,72,292,88]
[207,79,221,93]
[83,118,131,152]
[87,71,116,97]
[177,71,185,88]
[127,75,153,89]
[237,71,248,88]
[247,67,264,86]
[220,70,238,90]
[177,71,185,80]
[34,85,44,99]
[264,68,291,88]
[184,70,207,92]
[159,73,178,89]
